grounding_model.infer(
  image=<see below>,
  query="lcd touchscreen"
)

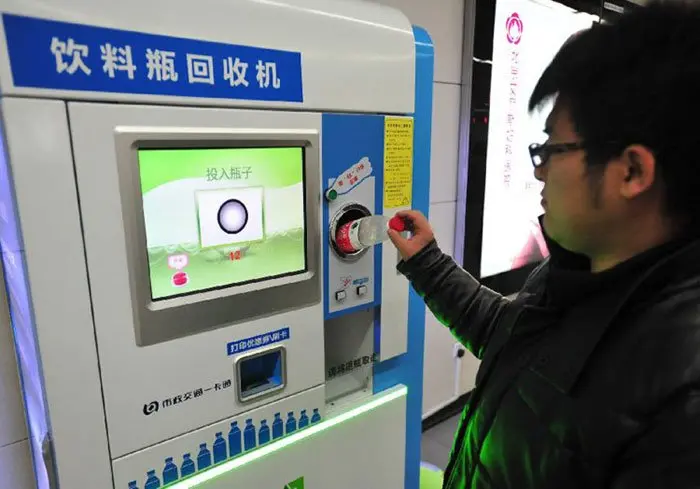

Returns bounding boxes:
[138,146,307,300]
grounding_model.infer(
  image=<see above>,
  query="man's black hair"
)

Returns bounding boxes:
[529,1,700,224]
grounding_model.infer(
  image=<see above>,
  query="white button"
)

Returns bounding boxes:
[357,285,367,296]
[335,290,347,302]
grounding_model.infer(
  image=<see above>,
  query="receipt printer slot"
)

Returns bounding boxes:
[236,346,286,403]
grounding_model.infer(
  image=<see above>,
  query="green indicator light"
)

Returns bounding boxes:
[326,189,338,201]
[164,386,408,488]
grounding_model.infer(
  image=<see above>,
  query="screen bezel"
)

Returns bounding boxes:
[137,145,309,302]
[460,0,606,295]
[115,128,320,346]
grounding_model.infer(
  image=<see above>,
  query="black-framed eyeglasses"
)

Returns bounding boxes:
[528,142,585,168]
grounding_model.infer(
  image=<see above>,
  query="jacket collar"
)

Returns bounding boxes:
[530,215,700,393]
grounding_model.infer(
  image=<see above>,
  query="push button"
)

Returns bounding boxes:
[335,290,347,302]
[356,285,367,296]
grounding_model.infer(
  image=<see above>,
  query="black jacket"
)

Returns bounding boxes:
[399,233,700,489]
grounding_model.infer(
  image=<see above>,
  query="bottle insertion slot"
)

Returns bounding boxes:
[329,203,371,262]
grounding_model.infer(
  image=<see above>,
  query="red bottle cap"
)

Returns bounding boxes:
[388,216,406,232]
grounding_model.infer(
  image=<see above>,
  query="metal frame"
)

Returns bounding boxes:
[113,127,322,346]
[454,0,477,267]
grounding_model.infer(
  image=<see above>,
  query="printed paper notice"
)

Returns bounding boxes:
[383,117,414,209]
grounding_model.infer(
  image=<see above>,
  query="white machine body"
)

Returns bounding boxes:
[0,1,432,488]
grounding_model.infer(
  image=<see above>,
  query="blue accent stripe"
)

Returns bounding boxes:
[372,26,434,489]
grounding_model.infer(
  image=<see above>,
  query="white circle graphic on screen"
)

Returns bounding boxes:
[197,187,264,248]
[218,199,249,234]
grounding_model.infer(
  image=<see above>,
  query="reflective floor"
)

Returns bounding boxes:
[421,414,460,470]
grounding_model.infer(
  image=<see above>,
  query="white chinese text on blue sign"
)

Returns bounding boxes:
[227,328,290,356]
[3,14,303,103]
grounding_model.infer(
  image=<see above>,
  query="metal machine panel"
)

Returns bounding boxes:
[68,103,325,458]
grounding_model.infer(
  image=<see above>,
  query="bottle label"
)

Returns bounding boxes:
[335,220,363,253]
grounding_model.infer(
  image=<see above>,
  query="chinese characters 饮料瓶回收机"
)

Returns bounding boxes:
[49,36,283,89]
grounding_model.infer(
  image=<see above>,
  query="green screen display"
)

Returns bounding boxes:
[138,146,307,300]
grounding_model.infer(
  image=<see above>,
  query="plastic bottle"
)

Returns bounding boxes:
[180,454,195,477]
[311,408,322,424]
[144,470,161,489]
[128,482,139,489]
[285,412,297,434]
[258,420,271,445]
[298,410,309,429]
[272,413,284,440]
[228,421,242,458]
[197,443,212,470]
[335,215,407,254]
[243,419,257,451]
[162,457,179,484]
[213,432,227,464]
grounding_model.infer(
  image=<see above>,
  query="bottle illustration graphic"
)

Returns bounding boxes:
[197,443,212,470]
[128,482,139,489]
[286,412,297,434]
[144,470,160,489]
[228,421,242,457]
[180,454,195,477]
[325,156,373,201]
[213,432,227,464]
[299,409,310,429]
[244,419,257,451]
[272,413,284,440]
[258,420,271,445]
[162,457,178,484]
[311,408,322,424]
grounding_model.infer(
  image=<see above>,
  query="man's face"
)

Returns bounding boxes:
[534,103,612,255]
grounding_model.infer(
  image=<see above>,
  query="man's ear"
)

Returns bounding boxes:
[618,144,656,199]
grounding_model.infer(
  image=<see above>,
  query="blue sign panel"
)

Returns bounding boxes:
[226,327,290,356]
[2,14,303,103]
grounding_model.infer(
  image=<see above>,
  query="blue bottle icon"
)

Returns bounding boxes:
[311,408,322,424]
[286,412,297,434]
[272,413,284,440]
[228,421,242,458]
[197,443,212,470]
[181,454,195,477]
[162,457,179,484]
[144,470,160,489]
[299,410,309,429]
[244,419,257,451]
[213,432,227,464]
[259,420,271,445]
[128,482,139,489]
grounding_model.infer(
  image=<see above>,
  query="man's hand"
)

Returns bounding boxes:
[387,210,435,261]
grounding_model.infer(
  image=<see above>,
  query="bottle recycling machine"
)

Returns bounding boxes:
[0,0,434,487]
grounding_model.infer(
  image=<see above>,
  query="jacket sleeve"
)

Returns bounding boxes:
[397,240,510,359]
[609,386,700,488]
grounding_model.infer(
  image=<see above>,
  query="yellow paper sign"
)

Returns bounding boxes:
[383,117,414,209]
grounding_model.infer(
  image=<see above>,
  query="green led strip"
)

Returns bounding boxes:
[165,386,408,488]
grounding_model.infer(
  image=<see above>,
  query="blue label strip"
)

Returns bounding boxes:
[2,14,303,103]
[226,327,290,356]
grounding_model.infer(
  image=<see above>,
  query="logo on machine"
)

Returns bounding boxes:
[142,379,233,416]
[143,401,160,416]
[506,13,523,44]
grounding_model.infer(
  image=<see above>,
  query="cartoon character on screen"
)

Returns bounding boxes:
[168,253,189,287]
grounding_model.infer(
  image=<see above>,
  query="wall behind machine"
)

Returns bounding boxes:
[371,0,477,417]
